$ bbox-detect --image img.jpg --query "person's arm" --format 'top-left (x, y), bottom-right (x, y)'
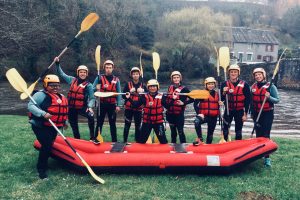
top-left (193, 100), bottom-right (200, 114)
top-left (56, 63), bottom-right (74, 84)
top-left (28, 92), bottom-right (47, 117)
top-left (86, 83), bottom-right (95, 108)
top-left (181, 87), bottom-right (194, 105)
top-left (162, 94), bottom-right (174, 109)
top-left (122, 84), bottom-right (129, 100)
top-left (268, 84), bottom-right (280, 104)
top-left (220, 81), bottom-right (226, 102)
top-left (127, 94), bottom-right (144, 108)
top-left (92, 76), bottom-right (100, 92)
top-left (116, 80), bottom-right (121, 107)
top-left (243, 82), bottom-right (251, 114)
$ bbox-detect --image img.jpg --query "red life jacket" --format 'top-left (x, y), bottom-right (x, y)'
top-left (44, 92), bottom-right (68, 127)
top-left (198, 91), bottom-right (220, 117)
top-left (99, 75), bottom-right (119, 104)
top-left (124, 81), bottom-right (143, 111)
top-left (251, 82), bottom-right (273, 112)
top-left (143, 93), bottom-right (164, 124)
top-left (226, 80), bottom-right (245, 111)
top-left (67, 79), bottom-right (89, 109)
top-left (166, 85), bottom-right (186, 115)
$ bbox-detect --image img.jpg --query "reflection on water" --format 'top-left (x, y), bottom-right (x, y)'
top-left (1, 82), bottom-right (299, 138)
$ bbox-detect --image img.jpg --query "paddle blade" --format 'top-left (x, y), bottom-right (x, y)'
top-left (96, 131), bottom-right (104, 143)
top-left (95, 45), bottom-right (101, 71)
top-left (154, 134), bottom-right (160, 144)
top-left (94, 92), bottom-right (118, 98)
top-left (140, 52), bottom-right (143, 78)
top-left (219, 47), bottom-right (230, 70)
top-left (146, 136), bottom-right (152, 144)
top-left (273, 48), bottom-right (287, 79)
top-left (80, 159), bottom-right (105, 184)
top-left (6, 68), bottom-right (27, 92)
top-left (185, 90), bottom-right (210, 99)
top-left (152, 52), bottom-right (160, 79)
top-left (20, 81), bottom-right (38, 99)
top-left (80, 13), bottom-right (99, 32)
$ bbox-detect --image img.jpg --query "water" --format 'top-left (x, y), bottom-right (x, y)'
top-left (1, 82), bottom-right (299, 138)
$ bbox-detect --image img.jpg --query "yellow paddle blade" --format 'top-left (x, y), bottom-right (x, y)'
top-left (219, 46), bottom-right (230, 70)
top-left (80, 13), bottom-right (99, 32)
top-left (228, 134), bottom-right (232, 142)
top-left (20, 80), bottom-right (38, 99)
top-left (154, 134), bottom-right (160, 144)
top-left (152, 52), bottom-right (160, 79)
top-left (218, 135), bottom-right (226, 144)
top-left (94, 91), bottom-right (121, 98)
top-left (182, 90), bottom-right (210, 99)
top-left (140, 52), bottom-right (144, 78)
top-left (96, 131), bottom-right (104, 143)
top-left (146, 136), bottom-right (152, 144)
top-left (6, 68), bottom-right (27, 92)
top-left (80, 159), bottom-right (105, 184)
top-left (95, 45), bottom-right (101, 71)
top-left (273, 48), bottom-right (287, 79)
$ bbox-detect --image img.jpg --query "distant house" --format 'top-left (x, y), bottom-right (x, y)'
top-left (218, 27), bottom-right (279, 64)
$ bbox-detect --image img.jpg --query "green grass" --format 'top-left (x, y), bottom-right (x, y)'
top-left (0, 115), bottom-right (299, 200)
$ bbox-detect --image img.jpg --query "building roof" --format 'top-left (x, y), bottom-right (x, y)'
top-left (220, 27), bottom-right (279, 44)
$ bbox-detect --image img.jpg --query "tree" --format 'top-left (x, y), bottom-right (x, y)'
top-left (280, 6), bottom-right (300, 42)
top-left (156, 7), bottom-right (232, 78)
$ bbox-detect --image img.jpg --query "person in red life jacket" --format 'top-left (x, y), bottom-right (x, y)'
top-left (166, 71), bottom-right (193, 143)
top-left (220, 64), bottom-right (251, 141)
top-left (28, 75), bottom-right (68, 179)
top-left (193, 77), bottom-right (220, 145)
top-left (125, 79), bottom-right (172, 144)
top-left (251, 67), bottom-right (280, 167)
top-left (93, 60), bottom-right (121, 142)
top-left (54, 57), bottom-right (97, 144)
top-left (122, 67), bottom-right (147, 143)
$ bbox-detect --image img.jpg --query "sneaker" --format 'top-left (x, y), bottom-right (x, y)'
top-left (193, 138), bottom-right (204, 146)
top-left (38, 171), bottom-right (48, 179)
top-left (93, 138), bottom-right (100, 145)
top-left (264, 158), bottom-right (271, 167)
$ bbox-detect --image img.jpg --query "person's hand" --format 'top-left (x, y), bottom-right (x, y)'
top-left (223, 87), bottom-right (229, 93)
top-left (137, 88), bottom-right (144, 93)
top-left (176, 100), bottom-right (184, 106)
top-left (130, 88), bottom-right (136, 93)
top-left (219, 101), bottom-right (224, 106)
top-left (63, 123), bottom-right (68, 130)
top-left (43, 113), bottom-right (52, 120)
top-left (265, 92), bottom-right (270, 98)
top-left (242, 112), bottom-right (247, 122)
top-left (125, 92), bottom-right (131, 99)
top-left (96, 84), bottom-right (101, 90)
top-left (172, 92), bottom-right (178, 100)
top-left (86, 108), bottom-right (94, 116)
top-left (54, 57), bottom-right (59, 64)
top-left (115, 106), bottom-right (120, 112)
top-left (197, 114), bottom-right (204, 119)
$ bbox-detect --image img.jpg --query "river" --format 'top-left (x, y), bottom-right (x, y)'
top-left (1, 82), bottom-right (299, 138)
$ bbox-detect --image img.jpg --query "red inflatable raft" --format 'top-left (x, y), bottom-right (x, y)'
top-left (34, 136), bottom-right (277, 173)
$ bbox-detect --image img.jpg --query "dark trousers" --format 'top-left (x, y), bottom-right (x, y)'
top-left (32, 125), bottom-right (57, 172)
top-left (139, 123), bottom-right (168, 144)
top-left (253, 110), bottom-right (274, 139)
top-left (123, 109), bottom-right (142, 142)
top-left (223, 109), bottom-right (244, 141)
top-left (68, 107), bottom-right (94, 139)
top-left (166, 113), bottom-right (186, 143)
top-left (95, 103), bottom-right (117, 142)
top-left (194, 115), bottom-right (218, 144)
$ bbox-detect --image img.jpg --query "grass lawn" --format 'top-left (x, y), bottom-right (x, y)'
top-left (0, 115), bottom-right (299, 200)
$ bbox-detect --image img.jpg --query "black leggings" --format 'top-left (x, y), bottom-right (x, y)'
top-left (166, 113), bottom-right (186, 143)
top-left (95, 103), bottom-right (117, 142)
top-left (223, 109), bottom-right (244, 141)
top-left (139, 123), bottom-right (168, 144)
top-left (68, 107), bottom-right (94, 139)
top-left (253, 110), bottom-right (274, 139)
top-left (194, 115), bottom-right (218, 144)
top-left (123, 109), bottom-right (142, 142)
top-left (32, 125), bottom-right (57, 172)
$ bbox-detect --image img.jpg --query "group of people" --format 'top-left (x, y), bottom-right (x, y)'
top-left (27, 57), bottom-right (280, 179)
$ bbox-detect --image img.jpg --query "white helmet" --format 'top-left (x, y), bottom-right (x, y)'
top-left (103, 60), bottom-right (114, 69)
top-left (204, 77), bottom-right (217, 85)
top-left (130, 67), bottom-right (141, 75)
top-left (228, 64), bottom-right (240, 75)
top-left (170, 71), bottom-right (182, 81)
top-left (77, 65), bottom-right (88, 76)
top-left (253, 68), bottom-right (266, 79)
top-left (147, 79), bottom-right (159, 89)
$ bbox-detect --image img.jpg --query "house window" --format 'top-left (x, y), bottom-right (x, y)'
top-left (238, 52), bottom-right (243, 62)
top-left (248, 43), bottom-right (253, 50)
top-left (246, 53), bottom-right (253, 61)
top-left (263, 55), bottom-right (273, 62)
top-left (266, 45), bottom-right (274, 52)
top-left (230, 52), bottom-right (234, 59)
top-left (257, 55), bottom-right (262, 60)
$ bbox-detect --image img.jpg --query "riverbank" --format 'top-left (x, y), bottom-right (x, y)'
top-left (0, 115), bottom-right (299, 199)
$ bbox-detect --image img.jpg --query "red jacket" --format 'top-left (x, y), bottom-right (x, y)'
top-left (67, 79), bottom-right (88, 109)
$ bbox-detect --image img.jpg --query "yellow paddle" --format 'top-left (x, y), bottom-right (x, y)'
top-left (152, 52), bottom-right (160, 80)
top-left (219, 46), bottom-right (231, 142)
top-left (95, 45), bottom-right (104, 143)
top-left (6, 68), bottom-right (105, 184)
top-left (21, 13), bottom-right (100, 100)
